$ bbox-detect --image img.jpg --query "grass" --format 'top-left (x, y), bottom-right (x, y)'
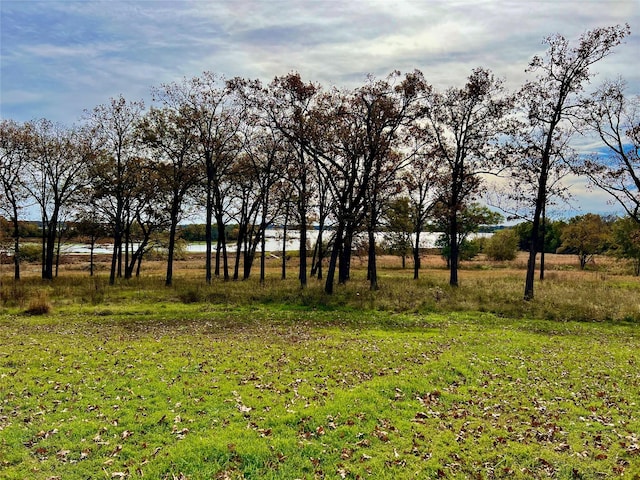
top-left (1, 253), bottom-right (639, 479)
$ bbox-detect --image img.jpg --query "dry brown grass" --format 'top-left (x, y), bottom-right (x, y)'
top-left (3, 250), bottom-right (639, 323)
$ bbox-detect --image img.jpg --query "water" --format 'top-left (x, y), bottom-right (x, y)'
top-left (54, 230), bottom-right (489, 255)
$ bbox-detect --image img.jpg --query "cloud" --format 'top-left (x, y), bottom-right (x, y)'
top-left (1, 0), bottom-right (637, 219)
top-left (2, 1), bottom-right (638, 122)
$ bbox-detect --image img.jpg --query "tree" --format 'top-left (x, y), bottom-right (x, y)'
top-left (138, 106), bottom-right (200, 286)
top-left (611, 215), bottom-right (640, 275)
top-left (582, 79), bottom-right (640, 222)
top-left (237, 127), bottom-right (287, 282)
top-left (311, 88), bottom-right (368, 294)
top-left (23, 120), bottom-right (93, 280)
top-left (484, 228), bottom-right (519, 261)
top-left (84, 96), bottom-right (145, 285)
top-left (360, 71), bottom-right (426, 290)
top-left (0, 119), bottom-right (31, 280)
top-left (383, 196), bottom-right (414, 268)
top-left (520, 24), bottom-right (630, 299)
top-left (262, 73), bottom-right (321, 288)
top-left (422, 68), bottom-right (513, 286)
top-left (432, 202), bottom-right (503, 266)
top-left (73, 215), bottom-right (107, 276)
top-left (159, 72), bottom-right (245, 283)
top-left (513, 219), bottom-right (565, 253)
top-left (489, 127), bottom-right (574, 281)
top-left (402, 136), bottom-right (441, 279)
top-left (559, 213), bottom-right (610, 269)
top-left (120, 160), bottom-right (170, 279)
top-left (311, 71), bottom-right (428, 293)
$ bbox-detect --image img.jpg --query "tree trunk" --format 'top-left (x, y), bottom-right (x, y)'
top-left (123, 225), bottom-right (132, 280)
top-left (165, 199), bottom-right (180, 287)
top-left (413, 228), bottom-right (421, 280)
top-left (339, 228), bottom-right (353, 284)
top-left (299, 212), bottom-right (307, 288)
top-left (325, 223), bottom-right (344, 294)
top-left (540, 205), bottom-right (546, 281)
top-left (524, 168), bottom-right (549, 300)
top-left (109, 215), bottom-right (121, 285)
top-left (281, 203), bottom-right (289, 280)
top-left (215, 210), bottom-right (229, 281)
top-left (11, 210), bottom-right (20, 280)
top-left (233, 226), bottom-right (244, 281)
top-left (205, 162), bottom-right (214, 284)
top-left (54, 224), bottom-right (63, 278)
top-left (367, 228), bottom-right (378, 291)
top-left (89, 237), bottom-right (95, 276)
top-left (314, 227), bottom-right (324, 280)
top-left (43, 210), bottom-right (58, 281)
top-left (449, 212), bottom-right (459, 287)
top-left (260, 221), bottom-right (266, 285)
top-left (136, 251), bottom-right (143, 277)
top-left (41, 214), bottom-right (46, 279)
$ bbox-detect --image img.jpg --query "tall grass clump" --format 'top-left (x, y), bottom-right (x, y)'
top-left (24, 291), bottom-right (52, 315)
top-left (0, 282), bottom-right (27, 307)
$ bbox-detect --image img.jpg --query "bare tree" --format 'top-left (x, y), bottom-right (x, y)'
top-left (122, 159), bottom-right (170, 279)
top-left (360, 71), bottom-right (427, 291)
top-left (84, 96), bottom-right (145, 285)
top-left (0, 120), bottom-right (31, 280)
top-left (401, 147), bottom-right (439, 280)
top-left (520, 24), bottom-right (630, 300)
top-left (488, 127), bottom-right (574, 281)
top-left (23, 120), bottom-right (93, 280)
top-left (312, 71), bottom-right (428, 293)
top-left (312, 88), bottom-right (370, 294)
top-left (238, 127), bottom-right (287, 282)
top-left (582, 79), bottom-right (639, 222)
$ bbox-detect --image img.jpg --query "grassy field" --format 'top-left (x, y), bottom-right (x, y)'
top-left (1, 253), bottom-right (639, 479)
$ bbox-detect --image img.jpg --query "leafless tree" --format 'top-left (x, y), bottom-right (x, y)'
top-left (581, 79), bottom-right (639, 222)
top-left (23, 119), bottom-right (94, 280)
top-left (520, 24), bottom-right (630, 300)
top-left (0, 119), bottom-right (31, 280)
top-left (262, 73), bottom-right (320, 288)
top-left (84, 96), bottom-right (145, 284)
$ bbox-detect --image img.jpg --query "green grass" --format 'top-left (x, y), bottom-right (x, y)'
top-left (1, 260), bottom-right (640, 479)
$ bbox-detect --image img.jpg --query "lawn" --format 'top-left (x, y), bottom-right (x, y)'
top-left (1, 254), bottom-right (639, 479)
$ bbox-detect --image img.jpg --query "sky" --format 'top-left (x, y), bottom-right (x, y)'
top-left (1, 0), bottom-right (639, 218)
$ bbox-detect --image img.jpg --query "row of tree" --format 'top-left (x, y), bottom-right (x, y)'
top-left (1, 24), bottom-right (638, 300)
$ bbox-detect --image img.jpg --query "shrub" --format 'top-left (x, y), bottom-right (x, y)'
top-left (436, 236), bottom-right (483, 262)
top-left (18, 243), bottom-right (42, 263)
top-left (484, 229), bottom-right (519, 261)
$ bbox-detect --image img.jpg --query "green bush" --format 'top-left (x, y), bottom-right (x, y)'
top-left (484, 229), bottom-right (519, 261)
top-left (17, 243), bottom-right (41, 263)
